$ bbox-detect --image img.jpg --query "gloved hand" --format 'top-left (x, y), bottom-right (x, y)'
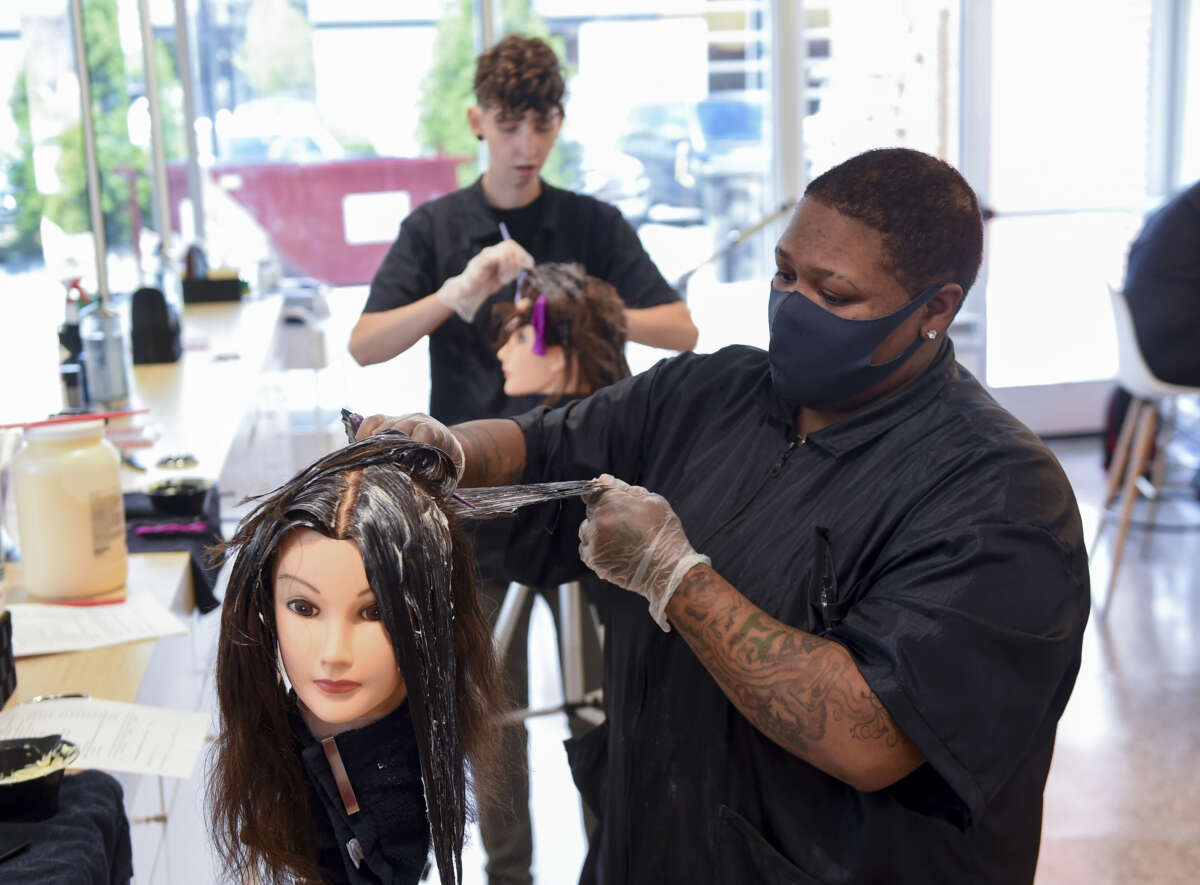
top-left (578, 475), bottom-right (711, 632)
top-left (437, 240), bottom-right (534, 322)
top-left (356, 412), bottom-right (465, 480)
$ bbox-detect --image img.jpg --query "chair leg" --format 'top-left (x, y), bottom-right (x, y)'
top-left (1104, 397), bottom-right (1144, 507)
top-left (1093, 397), bottom-right (1146, 554)
top-left (1141, 398), bottom-right (1173, 553)
top-left (1102, 403), bottom-right (1158, 615)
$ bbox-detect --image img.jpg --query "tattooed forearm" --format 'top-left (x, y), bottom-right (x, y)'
top-left (454, 419), bottom-right (526, 487)
top-left (669, 565), bottom-right (923, 790)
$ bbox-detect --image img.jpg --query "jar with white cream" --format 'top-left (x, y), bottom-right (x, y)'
top-left (12, 419), bottom-right (127, 599)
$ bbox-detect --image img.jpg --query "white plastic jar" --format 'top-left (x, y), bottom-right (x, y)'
top-left (13, 419), bottom-right (127, 599)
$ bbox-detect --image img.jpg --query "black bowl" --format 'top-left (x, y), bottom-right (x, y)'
top-left (146, 477), bottom-right (212, 517)
top-left (0, 735), bottom-right (80, 822)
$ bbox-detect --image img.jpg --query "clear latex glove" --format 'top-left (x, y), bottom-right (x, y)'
top-left (578, 475), bottom-right (711, 632)
top-left (355, 412), bottom-right (465, 480)
top-left (436, 239), bottom-right (534, 322)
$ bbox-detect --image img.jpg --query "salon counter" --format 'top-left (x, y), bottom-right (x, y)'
top-left (3, 294), bottom-right (288, 883)
top-left (2, 551), bottom-right (193, 709)
top-left (4, 295), bottom-right (284, 710)
top-left (121, 295), bottom-right (283, 492)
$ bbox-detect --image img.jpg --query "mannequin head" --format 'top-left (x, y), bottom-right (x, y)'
top-left (494, 262), bottom-right (630, 403)
top-left (209, 435), bottom-right (505, 885)
top-left (273, 529), bottom-right (408, 735)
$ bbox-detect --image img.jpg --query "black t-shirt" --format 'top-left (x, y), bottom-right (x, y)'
top-left (1123, 180), bottom-right (1200, 384)
top-left (506, 342), bottom-right (1090, 885)
top-left (363, 177), bottom-right (680, 425)
top-left (492, 191), bottom-right (545, 249)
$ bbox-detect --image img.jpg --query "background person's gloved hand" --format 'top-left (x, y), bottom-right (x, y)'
top-left (579, 475), bottom-right (711, 632)
top-left (436, 239), bottom-right (534, 322)
top-left (356, 412), bottom-right (465, 480)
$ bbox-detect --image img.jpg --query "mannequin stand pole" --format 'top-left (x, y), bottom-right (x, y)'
top-left (492, 582), bottom-right (605, 726)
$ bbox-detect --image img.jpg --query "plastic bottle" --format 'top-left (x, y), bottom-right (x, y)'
top-left (80, 302), bottom-right (130, 408)
top-left (12, 420), bottom-right (128, 599)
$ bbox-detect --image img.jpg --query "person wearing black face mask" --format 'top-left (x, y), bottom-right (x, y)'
top-left (358, 148), bottom-right (1090, 885)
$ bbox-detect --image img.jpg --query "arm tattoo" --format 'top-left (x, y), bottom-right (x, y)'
top-left (673, 567), bottom-right (906, 766)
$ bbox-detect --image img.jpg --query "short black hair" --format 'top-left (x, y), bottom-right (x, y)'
top-left (805, 148), bottom-right (984, 295)
top-left (474, 34), bottom-right (565, 118)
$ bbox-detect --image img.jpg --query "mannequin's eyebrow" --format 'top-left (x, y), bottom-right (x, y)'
top-left (276, 574), bottom-right (373, 598)
top-left (277, 574), bottom-right (322, 595)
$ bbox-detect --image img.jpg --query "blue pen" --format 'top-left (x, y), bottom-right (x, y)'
top-left (498, 222), bottom-right (526, 302)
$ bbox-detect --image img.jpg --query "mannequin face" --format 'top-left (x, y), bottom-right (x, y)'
top-left (497, 323), bottom-right (568, 396)
top-left (273, 528), bottom-right (407, 732)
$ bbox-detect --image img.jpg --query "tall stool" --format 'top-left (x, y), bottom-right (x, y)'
top-left (1092, 286), bottom-right (1200, 613)
top-left (492, 582), bottom-right (605, 726)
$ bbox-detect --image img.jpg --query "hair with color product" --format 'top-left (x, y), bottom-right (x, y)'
top-left (207, 434), bottom-right (506, 885)
top-left (804, 147), bottom-right (984, 296)
top-left (494, 262), bottom-right (630, 404)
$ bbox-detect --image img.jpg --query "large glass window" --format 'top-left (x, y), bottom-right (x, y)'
top-left (524, 1), bottom-right (774, 366)
top-left (803, 0), bottom-right (960, 177)
top-left (1179, 0), bottom-right (1200, 184)
top-left (981, 0), bottom-right (1152, 394)
top-left (181, 0), bottom-right (460, 289)
top-left (1, 0), bottom-right (182, 423)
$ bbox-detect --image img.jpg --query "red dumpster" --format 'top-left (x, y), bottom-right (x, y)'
top-left (167, 155), bottom-right (464, 286)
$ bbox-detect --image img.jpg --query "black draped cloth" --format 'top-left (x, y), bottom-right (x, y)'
top-left (291, 699), bottom-right (430, 885)
top-left (0, 770), bottom-right (132, 884)
top-left (504, 342), bottom-right (1090, 885)
top-left (123, 482), bottom-right (222, 614)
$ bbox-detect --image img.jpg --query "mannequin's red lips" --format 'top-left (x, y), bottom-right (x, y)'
top-left (314, 679), bottom-right (360, 694)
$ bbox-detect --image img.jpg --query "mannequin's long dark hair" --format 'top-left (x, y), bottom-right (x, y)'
top-left (208, 434), bottom-right (506, 885)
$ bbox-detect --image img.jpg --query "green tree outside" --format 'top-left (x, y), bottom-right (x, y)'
top-left (417, 0), bottom-right (581, 189)
top-left (4, 75), bottom-right (44, 257)
top-left (4, 0), bottom-right (182, 259)
top-left (237, 0), bottom-right (316, 99)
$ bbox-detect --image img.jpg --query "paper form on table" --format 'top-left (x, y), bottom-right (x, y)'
top-left (0, 697), bottom-right (210, 778)
top-left (8, 592), bottom-right (187, 657)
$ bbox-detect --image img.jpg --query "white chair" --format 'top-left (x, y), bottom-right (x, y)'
top-left (1093, 285), bottom-right (1200, 612)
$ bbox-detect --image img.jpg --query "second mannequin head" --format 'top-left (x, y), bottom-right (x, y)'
top-left (494, 262), bottom-right (629, 403)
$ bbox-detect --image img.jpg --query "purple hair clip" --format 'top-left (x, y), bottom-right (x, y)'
top-left (530, 293), bottom-right (549, 356)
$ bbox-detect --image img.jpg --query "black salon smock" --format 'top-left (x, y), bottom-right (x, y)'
top-left (363, 177), bottom-right (679, 426)
top-left (292, 701), bottom-right (429, 884)
top-left (506, 342), bottom-right (1090, 885)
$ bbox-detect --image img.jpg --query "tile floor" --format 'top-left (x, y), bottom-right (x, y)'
top-left (150, 375), bottom-right (1200, 883)
top-left (1036, 437), bottom-right (1200, 885)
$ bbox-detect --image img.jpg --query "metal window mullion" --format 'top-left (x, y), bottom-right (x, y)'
top-left (138, 0), bottom-right (172, 261)
top-left (67, 0), bottom-right (110, 304)
top-left (174, 0), bottom-right (206, 243)
top-left (770, 0), bottom-right (805, 209)
top-left (957, 0), bottom-right (992, 386)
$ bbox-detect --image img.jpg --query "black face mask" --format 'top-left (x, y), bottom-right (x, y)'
top-left (767, 282), bottom-right (944, 408)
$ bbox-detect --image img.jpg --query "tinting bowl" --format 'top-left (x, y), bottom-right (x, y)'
top-left (0, 734), bottom-right (80, 822)
top-left (146, 477), bottom-right (211, 517)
